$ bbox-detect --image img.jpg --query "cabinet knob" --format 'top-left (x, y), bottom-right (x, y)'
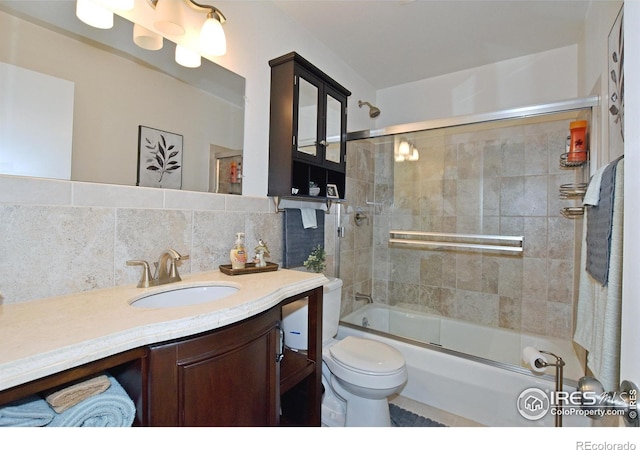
top-left (317, 140), bottom-right (328, 147)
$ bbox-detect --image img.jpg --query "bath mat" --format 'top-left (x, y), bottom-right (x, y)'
top-left (389, 404), bottom-right (446, 427)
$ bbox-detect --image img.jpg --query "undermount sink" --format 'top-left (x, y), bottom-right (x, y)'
top-left (130, 285), bottom-right (239, 308)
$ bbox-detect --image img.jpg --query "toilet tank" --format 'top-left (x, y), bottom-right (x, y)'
top-left (282, 277), bottom-right (343, 351)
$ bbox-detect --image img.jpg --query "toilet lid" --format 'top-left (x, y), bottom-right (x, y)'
top-left (329, 336), bottom-right (405, 374)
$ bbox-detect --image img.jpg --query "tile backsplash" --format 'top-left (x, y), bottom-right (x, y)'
top-left (0, 175), bottom-right (285, 304)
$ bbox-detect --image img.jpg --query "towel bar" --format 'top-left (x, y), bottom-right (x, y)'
top-left (272, 196), bottom-right (333, 214)
top-left (389, 230), bottom-right (524, 253)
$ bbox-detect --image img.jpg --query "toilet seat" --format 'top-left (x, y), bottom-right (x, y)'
top-left (323, 336), bottom-right (408, 391)
top-left (329, 336), bottom-right (405, 375)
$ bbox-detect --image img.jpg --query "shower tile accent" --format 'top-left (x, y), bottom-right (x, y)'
top-left (353, 115), bottom-right (584, 339)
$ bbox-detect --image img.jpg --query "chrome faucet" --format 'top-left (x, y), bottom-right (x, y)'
top-left (127, 248), bottom-right (189, 288)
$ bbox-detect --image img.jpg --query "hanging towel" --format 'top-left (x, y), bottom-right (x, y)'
top-left (583, 164), bottom-right (609, 206)
top-left (300, 208), bottom-right (318, 229)
top-left (283, 208), bottom-right (325, 268)
top-left (43, 373), bottom-right (111, 413)
top-left (574, 158), bottom-right (623, 392)
top-left (0, 395), bottom-right (55, 427)
top-left (585, 158), bottom-right (619, 285)
top-left (47, 374), bottom-right (135, 427)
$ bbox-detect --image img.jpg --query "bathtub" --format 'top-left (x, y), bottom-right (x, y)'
top-left (339, 304), bottom-right (590, 427)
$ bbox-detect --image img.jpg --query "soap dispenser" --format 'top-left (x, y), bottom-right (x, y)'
top-left (230, 232), bottom-right (247, 269)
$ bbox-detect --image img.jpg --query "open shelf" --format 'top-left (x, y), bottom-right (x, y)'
top-left (280, 349), bottom-right (316, 394)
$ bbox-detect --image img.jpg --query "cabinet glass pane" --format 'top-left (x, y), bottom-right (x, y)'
top-left (297, 77), bottom-right (318, 157)
top-left (325, 94), bottom-right (342, 164)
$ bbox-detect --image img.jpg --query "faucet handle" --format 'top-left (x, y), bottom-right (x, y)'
top-left (126, 260), bottom-right (153, 288)
top-left (169, 254), bottom-right (189, 280)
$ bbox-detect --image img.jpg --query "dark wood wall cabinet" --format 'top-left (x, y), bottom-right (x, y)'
top-left (268, 52), bottom-right (351, 201)
top-left (0, 287), bottom-right (323, 427)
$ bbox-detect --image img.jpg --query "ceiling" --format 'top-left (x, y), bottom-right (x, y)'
top-left (271, 0), bottom-right (591, 90)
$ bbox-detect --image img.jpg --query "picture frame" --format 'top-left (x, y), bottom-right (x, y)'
top-left (326, 183), bottom-right (339, 198)
top-left (137, 126), bottom-right (183, 189)
top-left (607, 6), bottom-right (624, 156)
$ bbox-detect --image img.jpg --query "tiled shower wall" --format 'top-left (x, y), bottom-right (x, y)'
top-left (352, 116), bottom-right (584, 339)
top-left (337, 140), bottom-right (376, 316)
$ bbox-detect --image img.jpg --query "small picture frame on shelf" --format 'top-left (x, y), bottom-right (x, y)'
top-left (326, 184), bottom-right (339, 198)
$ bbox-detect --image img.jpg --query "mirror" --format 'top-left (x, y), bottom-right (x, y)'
top-left (0, 1), bottom-right (245, 193)
top-left (325, 94), bottom-right (341, 164)
top-left (296, 76), bottom-right (318, 157)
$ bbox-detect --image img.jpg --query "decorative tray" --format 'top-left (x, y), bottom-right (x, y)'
top-left (219, 262), bottom-right (279, 275)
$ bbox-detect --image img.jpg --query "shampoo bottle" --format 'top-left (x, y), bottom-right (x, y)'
top-left (230, 232), bottom-right (247, 269)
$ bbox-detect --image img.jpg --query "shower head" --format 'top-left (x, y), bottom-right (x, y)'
top-left (358, 100), bottom-right (381, 118)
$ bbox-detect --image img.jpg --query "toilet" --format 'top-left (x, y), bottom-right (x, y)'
top-left (282, 278), bottom-right (407, 426)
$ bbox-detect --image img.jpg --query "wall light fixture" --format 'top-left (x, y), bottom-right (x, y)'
top-left (395, 139), bottom-right (419, 162)
top-left (76, 0), bottom-right (227, 69)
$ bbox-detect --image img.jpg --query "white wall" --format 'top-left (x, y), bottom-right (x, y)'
top-left (621, 1), bottom-right (640, 392)
top-left (374, 45), bottom-right (578, 129)
top-left (580, 0), bottom-right (625, 168)
top-left (578, 0), bottom-right (640, 393)
top-left (205, 1), bottom-right (377, 196)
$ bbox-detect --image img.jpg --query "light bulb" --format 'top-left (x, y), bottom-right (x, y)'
top-left (154, 0), bottom-right (185, 36)
top-left (200, 15), bottom-right (226, 56)
top-left (398, 140), bottom-right (411, 156)
top-left (175, 44), bottom-right (201, 68)
top-left (76, 0), bottom-right (114, 29)
top-left (133, 23), bottom-right (163, 51)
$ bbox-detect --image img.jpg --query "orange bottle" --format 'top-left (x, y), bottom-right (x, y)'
top-left (230, 161), bottom-right (237, 183)
top-left (567, 121), bottom-right (587, 162)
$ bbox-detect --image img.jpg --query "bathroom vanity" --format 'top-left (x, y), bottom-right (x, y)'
top-left (0, 269), bottom-right (325, 426)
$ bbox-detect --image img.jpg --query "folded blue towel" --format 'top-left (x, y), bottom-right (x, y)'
top-left (0, 395), bottom-right (55, 427)
top-left (47, 375), bottom-right (135, 427)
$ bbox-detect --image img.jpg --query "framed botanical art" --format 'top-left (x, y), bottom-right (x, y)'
top-left (137, 126), bottom-right (183, 189)
top-left (608, 6), bottom-right (624, 157)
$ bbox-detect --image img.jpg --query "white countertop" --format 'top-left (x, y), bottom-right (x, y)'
top-left (0, 268), bottom-right (327, 391)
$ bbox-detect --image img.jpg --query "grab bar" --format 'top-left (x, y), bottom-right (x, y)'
top-left (389, 230), bottom-right (524, 253)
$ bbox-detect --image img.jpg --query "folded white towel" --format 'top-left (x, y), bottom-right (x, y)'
top-left (583, 164), bottom-right (609, 206)
top-left (300, 208), bottom-right (317, 229)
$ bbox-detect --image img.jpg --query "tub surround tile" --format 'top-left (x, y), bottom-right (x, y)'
top-left (547, 259), bottom-right (574, 304)
top-left (498, 296), bottom-right (522, 330)
top-left (368, 117), bottom-right (579, 339)
top-left (521, 300), bottom-right (548, 334)
top-left (547, 301), bottom-right (572, 339)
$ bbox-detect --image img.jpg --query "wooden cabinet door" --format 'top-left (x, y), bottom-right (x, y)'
top-left (146, 307), bottom-right (281, 426)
